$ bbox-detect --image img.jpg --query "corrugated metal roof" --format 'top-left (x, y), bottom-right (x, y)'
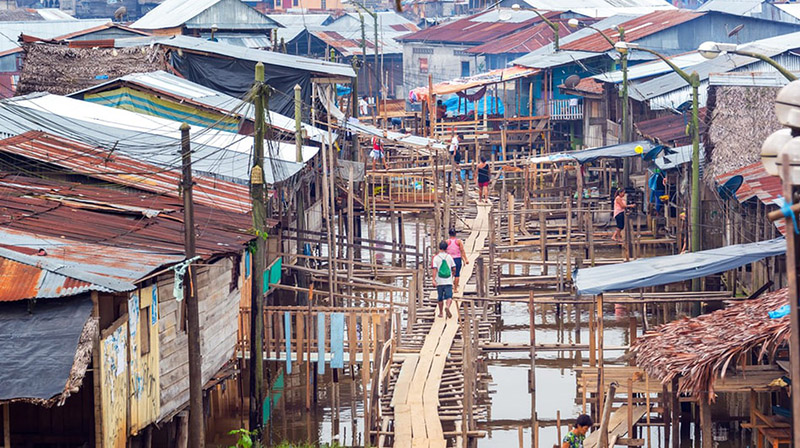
top-left (709, 71), bottom-right (796, 87)
top-left (0, 174), bottom-right (257, 262)
top-left (511, 14), bottom-right (637, 67)
top-left (268, 13), bottom-right (334, 42)
top-left (0, 18), bottom-right (110, 53)
top-left (397, 9), bottom-right (561, 45)
top-left (466, 19), bottom-right (587, 55)
top-left (0, 93), bottom-right (312, 185)
top-left (0, 131), bottom-right (251, 214)
top-left (561, 10), bottom-right (704, 52)
top-left (52, 23), bottom-right (151, 41)
top-left (697, 0), bottom-right (763, 15)
top-left (132, 0), bottom-right (279, 30)
top-left (627, 35), bottom-right (800, 108)
top-left (635, 108), bottom-right (707, 146)
top-left (114, 35), bottom-right (355, 78)
top-left (594, 52), bottom-right (708, 83)
top-left (33, 8), bottom-right (76, 21)
top-left (70, 70), bottom-right (330, 144)
top-left (654, 142), bottom-right (705, 170)
top-left (715, 162), bottom-right (784, 234)
top-left (776, 3), bottom-right (800, 20)
top-left (514, 50), bottom-right (607, 69)
top-left (523, 0), bottom-right (675, 10)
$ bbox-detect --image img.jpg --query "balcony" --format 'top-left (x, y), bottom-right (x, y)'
top-left (549, 99), bottom-right (583, 121)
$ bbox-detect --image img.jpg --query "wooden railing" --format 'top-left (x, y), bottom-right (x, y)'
top-left (549, 99), bottom-right (583, 121)
top-left (366, 172), bottom-right (440, 206)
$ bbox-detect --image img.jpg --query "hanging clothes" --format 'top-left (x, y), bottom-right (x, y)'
top-left (317, 313), bottom-right (326, 375)
top-left (331, 313), bottom-right (345, 369)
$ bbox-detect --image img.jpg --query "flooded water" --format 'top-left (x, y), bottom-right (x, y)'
top-left (209, 214), bottom-right (753, 448)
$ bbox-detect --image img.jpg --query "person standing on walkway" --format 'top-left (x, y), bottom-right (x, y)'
top-left (431, 240), bottom-right (456, 319)
top-left (476, 156), bottom-right (490, 201)
top-left (561, 414), bottom-right (592, 448)
top-left (611, 188), bottom-right (634, 242)
top-left (446, 228), bottom-right (468, 293)
top-left (370, 135), bottom-right (388, 170)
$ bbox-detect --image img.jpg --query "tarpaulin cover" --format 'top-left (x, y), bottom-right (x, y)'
top-left (0, 295), bottom-right (93, 400)
top-left (170, 51), bottom-right (311, 117)
top-left (574, 238), bottom-right (786, 295)
top-left (444, 94), bottom-right (504, 116)
top-left (530, 140), bottom-right (657, 164)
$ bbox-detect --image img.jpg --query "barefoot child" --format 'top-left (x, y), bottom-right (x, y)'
top-left (446, 228), bottom-right (468, 293)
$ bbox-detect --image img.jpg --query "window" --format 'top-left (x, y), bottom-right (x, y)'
top-left (461, 61), bottom-right (470, 77)
top-left (293, 0), bottom-right (298, 5)
top-left (321, 0), bottom-right (326, 8)
top-left (419, 58), bottom-right (428, 74)
top-left (140, 306), bottom-right (151, 355)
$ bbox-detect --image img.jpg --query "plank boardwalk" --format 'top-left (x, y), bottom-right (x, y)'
top-left (392, 202), bottom-right (491, 448)
top-left (583, 405), bottom-right (647, 448)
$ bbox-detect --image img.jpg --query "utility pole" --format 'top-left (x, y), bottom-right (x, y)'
top-left (249, 62), bottom-right (268, 435)
top-left (295, 84), bottom-right (303, 163)
top-left (689, 75), bottom-right (701, 295)
top-left (181, 123), bottom-right (205, 448)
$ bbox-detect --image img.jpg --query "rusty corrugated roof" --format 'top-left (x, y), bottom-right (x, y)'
top-left (635, 109), bottom-right (707, 147)
top-left (560, 10), bottom-right (705, 52)
top-left (397, 9), bottom-right (562, 45)
top-left (0, 174), bottom-right (257, 259)
top-left (715, 162), bottom-right (784, 234)
top-left (0, 131), bottom-right (251, 214)
top-left (466, 19), bottom-right (592, 55)
top-left (313, 30), bottom-right (375, 57)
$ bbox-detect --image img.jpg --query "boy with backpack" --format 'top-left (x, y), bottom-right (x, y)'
top-left (431, 240), bottom-right (456, 319)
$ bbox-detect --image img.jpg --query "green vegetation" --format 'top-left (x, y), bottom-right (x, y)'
top-left (228, 430), bottom-right (348, 448)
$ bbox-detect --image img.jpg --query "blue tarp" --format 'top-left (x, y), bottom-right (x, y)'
top-left (443, 95), bottom-right (504, 116)
top-left (574, 238), bottom-right (786, 295)
top-left (530, 140), bottom-right (657, 164)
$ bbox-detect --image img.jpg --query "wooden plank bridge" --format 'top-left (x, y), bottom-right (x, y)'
top-left (389, 201), bottom-right (491, 448)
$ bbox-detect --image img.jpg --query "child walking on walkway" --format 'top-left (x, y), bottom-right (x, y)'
top-left (431, 241), bottom-right (456, 319)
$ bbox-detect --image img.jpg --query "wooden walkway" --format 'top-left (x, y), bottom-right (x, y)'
top-left (583, 405), bottom-right (647, 448)
top-left (392, 202), bottom-right (491, 448)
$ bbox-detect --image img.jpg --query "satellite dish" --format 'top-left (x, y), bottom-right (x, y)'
top-left (114, 6), bottom-right (127, 21)
top-left (564, 74), bottom-right (581, 89)
top-left (718, 175), bottom-right (744, 200)
top-left (727, 23), bottom-right (745, 38)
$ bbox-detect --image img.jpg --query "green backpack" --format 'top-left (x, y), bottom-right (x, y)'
top-left (437, 255), bottom-right (451, 278)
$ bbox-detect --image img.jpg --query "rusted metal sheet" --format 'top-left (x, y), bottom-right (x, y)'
top-left (466, 19), bottom-right (589, 55)
top-left (715, 162), bottom-right (784, 234)
top-left (560, 10), bottom-right (704, 52)
top-left (398, 9), bottom-right (561, 45)
top-left (635, 108), bottom-right (707, 147)
top-left (0, 131), bottom-right (251, 214)
top-left (0, 257), bottom-right (42, 302)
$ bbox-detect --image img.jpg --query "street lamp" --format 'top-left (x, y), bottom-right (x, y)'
top-left (345, 0), bottom-right (380, 116)
top-left (513, 4), bottom-right (560, 51)
top-left (761, 80), bottom-right (800, 448)
top-left (615, 41), bottom-right (703, 259)
top-left (568, 19), bottom-right (631, 185)
top-left (698, 41), bottom-right (798, 82)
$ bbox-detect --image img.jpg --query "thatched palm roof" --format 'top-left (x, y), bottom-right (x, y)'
top-left (16, 43), bottom-right (166, 97)
top-left (705, 85), bottom-right (782, 184)
top-left (632, 289), bottom-right (790, 399)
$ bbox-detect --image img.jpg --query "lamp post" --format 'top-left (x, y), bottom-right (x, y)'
top-left (761, 80), bottom-right (800, 448)
top-left (698, 41), bottom-right (797, 81)
top-left (615, 42), bottom-right (702, 260)
top-left (568, 19), bottom-right (630, 184)
top-left (347, 0), bottom-right (380, 119)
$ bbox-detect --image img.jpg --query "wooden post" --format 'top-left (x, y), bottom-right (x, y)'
top-left (2, 403), bottom-right (9, 448)
top-left (699, 394), bottom-right (712, 448)
top-left (587, 212), bottom-right (595, 266)
top-left (627, 378), bottom-right (634, 440)
top-left (539, 210), bottom-right (547, 265)
top-left (509, 194), bottom-right (516, 245)
top-left (566, 196), bottom-right (573, 282)
top-left (663, 383), bottom-right (671, 447)
top-left (646, 373), bottom-right (652, 448)
top-left (671, 377), bottom-right (680, 448)
top-left (598, 382), bottom-right (618, 448)
top-left (596, 294), bottom-right (605, 416)
top-left (529, 291), bottom-right (537, 448)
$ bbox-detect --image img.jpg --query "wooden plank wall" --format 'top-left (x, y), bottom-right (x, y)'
top-left (99, 316), bottom-right (128, 448)
top-left (128, 285), bottom-right (160, 434)
top-left (157, 256), bottom-right (241, 421)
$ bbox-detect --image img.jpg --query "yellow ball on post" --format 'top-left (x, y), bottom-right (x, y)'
top-left (634, 145), bottom-right (644, 154)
